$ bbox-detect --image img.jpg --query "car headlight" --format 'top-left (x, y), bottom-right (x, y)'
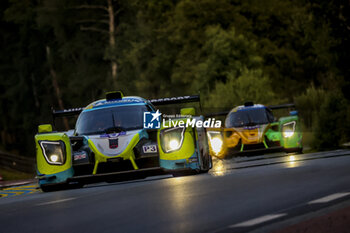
top-left (160, 127), bottom-right (185, 153)
top-left (207, 131), bottom-right (223, 155)
top-left (282, 121), bottom-right (296, 138)
top-left (39, 141), bottom-right (66, 165)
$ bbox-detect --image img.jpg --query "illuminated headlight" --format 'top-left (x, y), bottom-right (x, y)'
top-left (49, 154), bottom-right (59, 162)
top-left (282, 121), bottom-right (296, 138)
top-left (160, 127), bottom-right (185, 153)
top-left (207, 132), bottom-right (223, 155)
top-left (39, 141), bottom-right (66, 165)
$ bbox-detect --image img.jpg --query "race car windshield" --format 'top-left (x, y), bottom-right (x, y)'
top-left (225, 108), bottom-right (274, 128)
top-left (75, 105), bottom-right (151, 135)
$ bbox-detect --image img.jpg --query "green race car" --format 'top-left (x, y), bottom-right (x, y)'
top-left (207, 102), bottom-right (303, 158)
top-left (35, 91), bottom-right (212, 191)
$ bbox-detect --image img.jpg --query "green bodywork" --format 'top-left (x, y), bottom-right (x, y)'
top-left (265, 115), bottom-right (302, 150)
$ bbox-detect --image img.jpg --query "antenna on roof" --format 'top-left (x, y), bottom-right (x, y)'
top-left (244, 101), bottom-right (254, 107)
top-left (106, 91), bottom-right (124, 101)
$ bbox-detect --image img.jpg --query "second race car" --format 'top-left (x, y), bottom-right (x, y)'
top-left (207, 102), bottom-right (303, 158)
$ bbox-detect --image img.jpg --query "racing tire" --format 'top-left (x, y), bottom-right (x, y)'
top-left (105, 175), bottom-right (147, 183)
top-left (171, 170), bottom-right (198, 177)
top-left (68, 182), bottom-right (84, 189)
top-left (40, 182), bottom-right (68, 192)
top-left (285, 147), bottom-right (303, 154)
top-left (199, 155), bottom-right (212, 174)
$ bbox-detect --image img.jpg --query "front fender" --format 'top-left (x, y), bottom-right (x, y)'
top-left (35, 132), bottom-right (74, 184)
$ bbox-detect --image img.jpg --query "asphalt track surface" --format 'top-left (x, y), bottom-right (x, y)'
top-left (0, 150), bottom-right (350, 233)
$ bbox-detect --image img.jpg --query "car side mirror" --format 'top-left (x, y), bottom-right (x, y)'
top-left (180, 107), bottom-right (196, 116)
top-left (38, 124), bottom-right (53, 133)
top-left (290, 110), bottom-right (298, 116)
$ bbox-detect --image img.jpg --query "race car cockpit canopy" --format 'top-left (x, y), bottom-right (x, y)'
top-left (225, 104), bottom-right (275, 128)
top-left (75, 104), bottom-right (152, 136)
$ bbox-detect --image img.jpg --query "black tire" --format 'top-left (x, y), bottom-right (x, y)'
top-left (199, 154), bottom-right (212, 174)
top-left (40, 182), bottom-right (84, 192)
top-left (285, 147), bottom-right (303, 154)
top-left (171, 170), bottom-right (197, 177)
top-left (68, 182), bottom-right (84, 189)
top-left (198, 141), bottom-right (212, 173)
top-left (40, 183), bottom-right (68, 192)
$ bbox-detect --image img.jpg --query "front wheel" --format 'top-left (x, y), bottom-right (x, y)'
top-left (40, 182), bottom-right (84, 192)
top-left (171, 170), bottom-right (198, 177)
top-left (40, 182), bottom-right (68, 192)
top-left (285, 147), bottom-right (303, 154)
top-left (199, 154), bottom-right (212, 174)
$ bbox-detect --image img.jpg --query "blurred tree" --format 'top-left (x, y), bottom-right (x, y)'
top-left (1, 0), bottom-right (49, 153)
top-left (36, 0), bottom-right (112, 104)
top-left (72, 0), bottom-right (119, 87)
top-left (206, 68), bottom-right (279, 109)
top-left (306, 0), bottom-right (350, 99)
top-left (0, 0), bottom-right (349, 154)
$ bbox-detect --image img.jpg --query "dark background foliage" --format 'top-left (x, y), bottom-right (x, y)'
top-left (0, 0), bottom-right (349, 156)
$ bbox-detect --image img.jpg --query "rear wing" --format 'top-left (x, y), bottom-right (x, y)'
top-left (205, 111), bottom-right (229, 118)
top-left (267, 103), bottom-right (295, 110)
top-left (149, 95), bottom-right (200, 106)
top-left (52, 95), bottom-right (201, 119)
top-left (52, 107), bottom-right (84, 119)
top-left (204, 103), bottom-right (296, 118)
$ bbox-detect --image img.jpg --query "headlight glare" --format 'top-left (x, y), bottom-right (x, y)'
top-left (283, 121), bottom-right (296, 138)
top-left (39, 141), bottom-right (66, 165)
top-left (160, 127), bottom-right (185, 153)
top-left (207, 131), bottom-right (223, 155)
top-left (169, 139), bottom-right (180, 151)
top-left (49, 154), bottom-right (59, 162)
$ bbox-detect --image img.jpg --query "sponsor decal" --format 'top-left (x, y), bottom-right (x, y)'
top-left (94, 98), bottom-right (143, 107)
top-left (73, 151), bottom-right (87, 160)
top-left (142, 145), bottom-right (158, 153)
top-left (188, 158), bottom-right (198, 163)
top-left (100, 131), bottom-right (126, 138)
top-left (63, 108), bottom-right (84, 112)
top-left (149, 96), bottom-right (192, 103)
top-left (243, 125), bottom-right (260, 130)
top-left (109, 138), bottom-right (119, 149)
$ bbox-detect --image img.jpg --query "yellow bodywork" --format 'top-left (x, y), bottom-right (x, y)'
top-left (35, 132), bottom-right (72, 175)
top-left (207, 126), bottom-right (269, 158)
top-left (158, 127), bottom-right (196, 161)
top-left (87, 133), bottom-right (140, 174)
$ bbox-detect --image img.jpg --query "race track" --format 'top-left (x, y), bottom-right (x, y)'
top-left (1, 150), bottom-right (350, 233)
